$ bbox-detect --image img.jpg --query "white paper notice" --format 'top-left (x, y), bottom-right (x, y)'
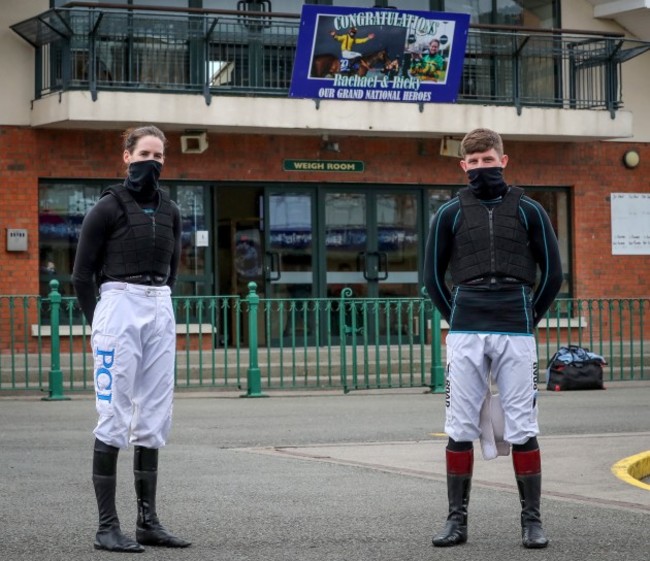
top-left (611, 193), bottom-right (650, 255)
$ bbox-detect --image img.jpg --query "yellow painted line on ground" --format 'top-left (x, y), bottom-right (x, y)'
top-left (611, 450), bottom-right (650, 491)
top-left (429, 432), bottom-right (447, 438)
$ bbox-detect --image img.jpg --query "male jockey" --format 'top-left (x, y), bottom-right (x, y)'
top-left (330, 27), bottom-right (375, 72)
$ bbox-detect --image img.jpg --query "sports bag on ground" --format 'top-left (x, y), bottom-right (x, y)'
top-left (546, 345), bottom-right (606, 391)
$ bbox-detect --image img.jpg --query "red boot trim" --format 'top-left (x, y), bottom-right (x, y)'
top-left (512, 449), bottom-right (541, 476)
top-left (446, 448), bottom-right (474, 476)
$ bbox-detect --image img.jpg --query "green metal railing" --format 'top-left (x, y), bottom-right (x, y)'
top-left (0, 280), bottom-right (648, 397)
top-left (11, 3), bottom-right (649, 113)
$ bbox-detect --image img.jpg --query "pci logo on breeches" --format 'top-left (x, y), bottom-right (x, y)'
top-left (95, 347), bottom-right (115, 403)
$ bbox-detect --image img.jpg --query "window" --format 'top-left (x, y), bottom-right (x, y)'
top-left (38, 181), bottom-right (213, 305)
top-left (39, 182), bottom-right (108, 298)
top-left (427, 188), bottom-right (454, 216)
top-left (453, 1), bottom-right (561, 104)
top-left (526, 187), bottom-right (571, 297)
top-left (53, 0), bottom-right (129, 5)
top-left (172, 184), bottom-right (213, 296)
top-left (442, 0), bottom-right (559, 28)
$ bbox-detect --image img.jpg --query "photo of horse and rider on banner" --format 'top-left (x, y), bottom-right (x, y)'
top-left (290, 6), bottom-right (469, 104)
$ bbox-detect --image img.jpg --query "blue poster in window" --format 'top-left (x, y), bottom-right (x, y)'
top-left (289, 5), bottom-right (470, 104)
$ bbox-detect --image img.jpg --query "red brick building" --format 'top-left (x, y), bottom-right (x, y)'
top-left (2, 129), bottom-right (648, 299)
top-left (2, 1), bottom-right (650, 333)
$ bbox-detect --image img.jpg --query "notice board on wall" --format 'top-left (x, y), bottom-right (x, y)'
top-left (611, 193), bottom-right (650, 255)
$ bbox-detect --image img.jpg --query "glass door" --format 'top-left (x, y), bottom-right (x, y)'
top-left (323, 188), bottom-right (421, 338)
top-left (173, 184), bottom-right (213, 296)
top-left (324, 192), bottom-right (368, 299)
top-left (375, 191), bottom-right (419, 299)
top-left (323, 189), bottom-right (419, 299)
top-left (259, 186), bottom-right (422, 344)
top-left (264, 190), bottom-right (316, 342)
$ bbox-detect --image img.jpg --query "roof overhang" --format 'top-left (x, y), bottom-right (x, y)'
top-left (10, 9), bottom-right (73, 48)
top-left (586, 0), bottom-right (650, 41)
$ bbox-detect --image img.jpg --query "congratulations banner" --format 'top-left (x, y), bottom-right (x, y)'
top-left (289, 5), bottom-right (470, 104)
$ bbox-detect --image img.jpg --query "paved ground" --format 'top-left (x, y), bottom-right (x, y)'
top-left (1, 382), bottom-right (649, 561)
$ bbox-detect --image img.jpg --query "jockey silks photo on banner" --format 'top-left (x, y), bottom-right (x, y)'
top-left (289, 5), bottom-right (470, 104)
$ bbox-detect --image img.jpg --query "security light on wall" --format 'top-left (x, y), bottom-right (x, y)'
top-left (622, 149), bottom-right (640, 169)
top-left (181, 132), bottom-right (208, 154)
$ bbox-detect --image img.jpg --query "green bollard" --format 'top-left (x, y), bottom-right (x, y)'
top-left (339, 287), bottom-right (353, 394)
top-left (421, 286), bottom-right (445, 394)
top-left (241, 282), bottom-right (268, 398)
top-left (42, 279), bottom-right (70, 401)
top-left (429, 306), bottom-right (445, 393)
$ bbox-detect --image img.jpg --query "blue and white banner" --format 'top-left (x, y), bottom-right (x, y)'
top-left (289, 5), bottom-right (470, 104)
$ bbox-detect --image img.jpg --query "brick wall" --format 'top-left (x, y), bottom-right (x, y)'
top-left (1, 125), bottom-right (648, 300)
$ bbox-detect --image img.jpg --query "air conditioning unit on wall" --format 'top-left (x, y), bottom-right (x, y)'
top-left (439, 137), bottom-right (462, 158)
top-left (181, 132), bottom-right (208, 154)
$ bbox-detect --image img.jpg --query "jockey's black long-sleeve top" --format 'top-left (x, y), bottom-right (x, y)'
top-left (423, 188), bottom-right (563, 334)
top-left (72, 188), bottom-right (182, 326)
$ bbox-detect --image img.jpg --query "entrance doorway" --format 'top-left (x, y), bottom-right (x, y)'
top-left (322, 188), bottom-right (421, 340)
top-left (216, 184), bottom-right (424, 344)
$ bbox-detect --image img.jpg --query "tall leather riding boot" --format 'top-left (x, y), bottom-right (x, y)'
top-left (513, 449), bottom-right (549, 549)
top-left (432, 448), bottom-right (473, 547)
top-left (134, 446), bottom-right (191, 548)
top-left (92, 439), bottom-right (144, 553)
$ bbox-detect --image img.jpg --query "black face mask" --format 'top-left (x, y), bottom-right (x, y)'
top-left (467, 166), bottom-right (508, 200)
top-left (125, 160), bottom-right (162, 196)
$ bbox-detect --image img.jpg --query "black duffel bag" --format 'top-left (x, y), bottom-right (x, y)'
top-left (546, 345), bottom-right (606, 391)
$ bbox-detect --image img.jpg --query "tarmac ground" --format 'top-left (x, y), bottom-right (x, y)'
top-left (1, 381), bottom-right (649, 561)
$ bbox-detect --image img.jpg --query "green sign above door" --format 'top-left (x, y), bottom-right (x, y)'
top-left (283, 160), bottom-right (364, 172)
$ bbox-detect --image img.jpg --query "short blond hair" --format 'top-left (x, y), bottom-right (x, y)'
top-left (460, 128), bottom-right (504, 158)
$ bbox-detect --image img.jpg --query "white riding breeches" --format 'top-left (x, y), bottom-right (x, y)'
top-left (444, 332), bottom-right (540, 445)
top-left (91, 282), bottom-right (176, 450)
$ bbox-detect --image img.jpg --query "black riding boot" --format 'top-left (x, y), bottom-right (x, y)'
top-left (134, 446), bottom-right (191, 548)
top-left (432, 448), bottom-right (473, 547)
top-left (93, 439), bottom-right (144, 552)
top-left (513, 449), bottom-right (549, 549)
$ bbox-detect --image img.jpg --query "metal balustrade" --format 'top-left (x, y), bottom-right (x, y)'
top-left (12, 4), bottom-right (646, 112)
top-left (0, 281), bottom-right (647, 396)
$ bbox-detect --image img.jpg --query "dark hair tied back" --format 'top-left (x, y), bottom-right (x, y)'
top-left (122, 125), bottom-right (167, 154)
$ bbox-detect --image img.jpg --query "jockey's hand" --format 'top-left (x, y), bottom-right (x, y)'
top-left (369, 33), bottom-right (375, 39)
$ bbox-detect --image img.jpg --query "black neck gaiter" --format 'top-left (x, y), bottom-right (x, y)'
top-left (125, 160), bottom-right (162, 201)
top-left (467, 167), bottom-right (508, 200)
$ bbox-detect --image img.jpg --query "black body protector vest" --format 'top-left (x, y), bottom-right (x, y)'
top-left (450, 186), bottom-right (537, 285)
top-left (100, 185), bottom-right (176, 282)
